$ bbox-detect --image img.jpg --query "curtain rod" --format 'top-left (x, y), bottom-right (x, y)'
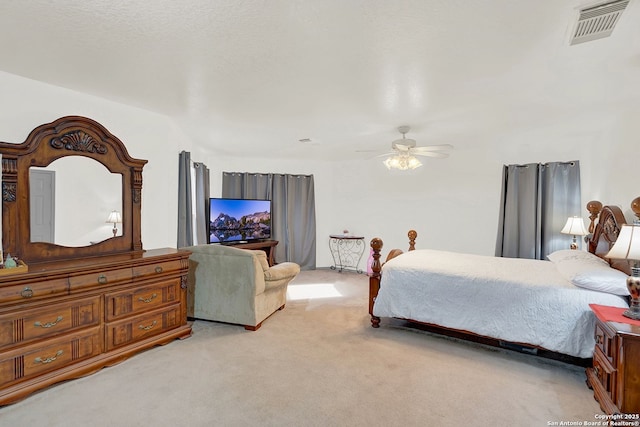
top-left (223, 172), bottom-right (313, 178)
top-left (508, 161), bottom-right (577, 168)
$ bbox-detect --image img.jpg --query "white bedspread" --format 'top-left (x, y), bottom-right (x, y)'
top-left (373, 249), bottom-right (629, 358)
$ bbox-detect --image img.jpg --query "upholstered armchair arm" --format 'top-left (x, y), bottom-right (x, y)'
top-left (265, 262), bottom-right (300, 280)
top-left (264, 262), bottom-right (300, 288)
top-left (245, 250), bottom-right (300, 290)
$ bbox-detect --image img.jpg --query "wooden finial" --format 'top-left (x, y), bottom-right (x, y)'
top-left (586, 200), bottom-right (603, 233)
top-left (632, 197), bottom-right (640, 222)
top-left (408, 230), bottom-right (417, 251)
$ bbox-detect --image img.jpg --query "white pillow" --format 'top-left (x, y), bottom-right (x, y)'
top-left (547, 249), bottom-right (629, 296)
top-left (571, 269), bottom-right (630, 296)
top-left (547, 249), bottom-right (609, 266)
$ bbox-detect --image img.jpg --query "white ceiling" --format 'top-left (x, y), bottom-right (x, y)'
top-left (1, 0), bottom-right (638, 161)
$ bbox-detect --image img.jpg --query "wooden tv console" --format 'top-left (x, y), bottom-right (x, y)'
top-left (0, 116), bottom-right (192, 405)
top-left (223, 240), bottom-right (278, 266)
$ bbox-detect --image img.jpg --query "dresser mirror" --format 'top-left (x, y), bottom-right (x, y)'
top-left (29, 157), bottom-right (123, 247)
top-left (1, 116), bottom-right (147, 264)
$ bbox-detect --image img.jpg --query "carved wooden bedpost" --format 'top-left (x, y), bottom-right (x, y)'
top-left (369, 237), bottom-right (383, 328)
top-left (408, 230), bottom-right (417, 251)
top-left (587, 200), bottom-right (603, 234)
top-left (631, 196), bottom-right (640, 222)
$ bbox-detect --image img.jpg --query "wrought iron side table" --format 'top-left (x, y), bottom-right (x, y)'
top-left (329, 235), bottom-right (365, 273)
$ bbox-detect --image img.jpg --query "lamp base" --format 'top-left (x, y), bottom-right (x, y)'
top-left (570, 235), bottom-right (578, 250)
top-left (623, 307), bottom-right (640, 320)
top-left (623, 276), bottom-right (640, 320)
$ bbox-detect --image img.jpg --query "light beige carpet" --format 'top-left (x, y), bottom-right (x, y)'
top-left (0, 269), bottom-right (603, 426)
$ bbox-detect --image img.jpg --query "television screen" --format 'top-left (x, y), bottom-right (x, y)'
top-left (208, 198), bottom-right (271, 244)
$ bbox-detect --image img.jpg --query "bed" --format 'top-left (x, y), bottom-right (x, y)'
top-left (368, 201), bottom-right (637, 363)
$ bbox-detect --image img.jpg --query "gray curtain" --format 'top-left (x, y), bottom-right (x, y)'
top-left (495, 161), bottom-right (581, 260)
top-left (222, 172), bottom-right (316, 270)
top-left (177, 151), bottom-right (210, 248)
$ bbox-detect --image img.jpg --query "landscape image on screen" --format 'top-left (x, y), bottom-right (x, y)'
top-left (209, 198), bottom-right (271, 244)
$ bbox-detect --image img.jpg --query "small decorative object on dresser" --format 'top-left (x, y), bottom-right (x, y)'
top-left (3, 253), bottom-right (16, 268)
top-left (586, 304), bottom-right (640, 415)
top-left (0, 116), bottom-right (192, 405)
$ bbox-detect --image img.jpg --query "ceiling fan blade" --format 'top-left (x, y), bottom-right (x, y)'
top-left (412, 144), bottom-right (454, 152)
top-left (412, 152), bottom-right (450, 159)
top-left (374, 151), bottom-right (396, 158)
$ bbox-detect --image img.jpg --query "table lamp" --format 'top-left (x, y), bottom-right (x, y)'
top-left (606, 223), bottom-right (640, 320)
top-left (106, 210), bottom-right (122, 237)
top-left (561, 216), bottom-right (588, 250)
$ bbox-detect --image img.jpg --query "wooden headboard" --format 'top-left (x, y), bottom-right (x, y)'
top-left (586, 198), bottom-right (640, 276)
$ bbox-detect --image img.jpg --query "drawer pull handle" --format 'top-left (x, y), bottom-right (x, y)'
top-left (138, 293), bottom-right (157, 304)
top-left (34, 316), bottom-right (64, 328)
top-left (34, 350), bottom-right (63, 364)
top-left (97, 275), bottom-right (108, 284)
top-left (138, 320), bottom-right (157, 331)
top-left (155, 266), bottom-right (163, 273)
top-left (21, 287), bottom-right (34, 298)
top-left (596, 335), bottom-right (603, 345)
top-left (594, 366), bottom-right (600, 378)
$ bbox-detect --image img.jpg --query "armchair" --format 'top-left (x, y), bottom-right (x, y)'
top-left (184, 244), bottom-right (300, 330)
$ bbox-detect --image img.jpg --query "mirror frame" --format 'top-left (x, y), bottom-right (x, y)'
top-left (0, 116), bottom-right (147, 264)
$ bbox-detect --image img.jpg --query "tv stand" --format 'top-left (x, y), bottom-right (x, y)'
top-left (228, 240), bottom-right (278, 266)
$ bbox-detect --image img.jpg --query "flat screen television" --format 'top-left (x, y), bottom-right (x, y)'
top-left (208, 198), bottom-right (272, 244)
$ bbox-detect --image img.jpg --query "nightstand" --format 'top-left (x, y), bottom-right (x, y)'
top-left (586, 304), bottom-right (640, 415)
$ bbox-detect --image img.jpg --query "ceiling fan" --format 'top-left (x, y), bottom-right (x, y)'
top-left (375, 126), bottom-right (453, 170)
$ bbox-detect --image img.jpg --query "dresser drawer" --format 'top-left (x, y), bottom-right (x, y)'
top-left (133, 259), bottom-right (184, 279)
top-left (68, 267), bottom-right (132, 291)
top-left (105, 279), bottom-right (181, 321)
top-left (595, 320), bottom-right (617, 365)
top-left (105, 304), bottom-right (182, 351)
top-left (593, 346), bottom-right (616, 400)
top-left (0, 296), bottom-right (101, 351)
top-left (0, 277), bottom-right (68, 304)
top-left (0, 326), bottom-right (102, 388)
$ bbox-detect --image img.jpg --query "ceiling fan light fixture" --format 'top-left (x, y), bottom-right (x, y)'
top-left (384, 154), bottom-right (422, 170)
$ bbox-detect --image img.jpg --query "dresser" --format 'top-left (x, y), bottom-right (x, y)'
top-left (586, 304), bottom-right (640, 415)
top-left (0, 248), bottom-right (192, 405)
top-left (0, 116), bottom-right (193, 405)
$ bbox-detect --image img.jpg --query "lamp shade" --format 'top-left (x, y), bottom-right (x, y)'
top-left (106, 210), bottom-right (122, 224)
top-left (560, 216), bottom-right (588, 236)
top-left (606, 224), bottom-right (640, 260)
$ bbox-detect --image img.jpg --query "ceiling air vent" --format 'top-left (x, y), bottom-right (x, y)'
top-left (570, 0), bottom-right (630, 45)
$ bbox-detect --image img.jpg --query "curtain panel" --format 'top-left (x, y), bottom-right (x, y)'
top-left (177, 151), bottom-right (210, 248)
top-left (495, 161), bottom-right (581, 260)
top-left (222, 172), bottom-right (316, 270)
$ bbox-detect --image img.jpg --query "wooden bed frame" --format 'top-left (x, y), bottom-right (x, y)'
top-left (368, 199), bottom-right (639, 365)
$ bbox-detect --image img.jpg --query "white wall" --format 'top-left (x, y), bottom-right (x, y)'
top-left (0, 71), bottom-right (193, 251)
top-left (325, 107), bottom-right (640, 264)
top-left (2, 70), bottom-right (638, 270)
